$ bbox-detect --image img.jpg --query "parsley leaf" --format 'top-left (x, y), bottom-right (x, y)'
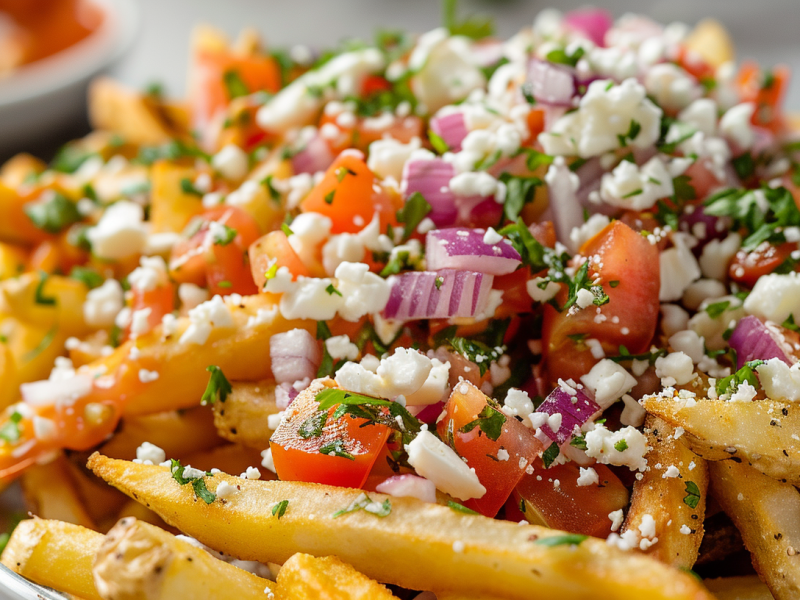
top-left (614, 439), bottom-right (629, 452)
top-left (213, 224), bottom-right (238, 246)
top-left (298, 411), bottom-right (327, 439)
top-left (396, 192), bottom-right (432, 242)
top-left (332, 493), bottom-right (392, 518)
top-left (704, 300), bottom-right (731, 318)
top-left (325, 283), bottom-right (343, 297)
top-left (24, 192), bottom-right (81, 234)
top-left (498, 217), bottom-right (548, 272)
top-left (0, 412), bottom-right (23, 443)
top-left (170, 459), bottom-right (216, 504)
top-left (34, 271), bottom-right (57, 306)
top-left (272, 499), bottom-right (289, 519)
top-left (69, 266), bottom-right (104, 289)
top-left (716, 360), bottom-right (764, 398)
top-left (542, 442), bottom-right (559, 468)
top-left (683, 480), bottom-right (701, 509)
top-left (545, 46), bottom-right (585, 68)
top-left (499, 173), bottom-right (543, 222)
top-left (201, 366), bottom-right (232, 405)
top-left (223, 69), bottom-right (250, 99)
top-left (442, 0), bottom-right (494, 40)
top-left (535, 534), bottom-right (588, 547)
top-left (447, 500), bottom-right (480, 515)
top-left (319, 439), bottom-right (355, 460)
top-left (428, 130), bottom-right (449, 154)
top-left (459, 405), bottom-right (506, 441)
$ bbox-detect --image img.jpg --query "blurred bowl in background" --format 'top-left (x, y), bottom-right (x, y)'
top-left (0, 0), bottom-right (139, 158)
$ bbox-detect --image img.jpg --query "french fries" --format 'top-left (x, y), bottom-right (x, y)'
top-left (704, 576), bottom-right (773, 600)
top-left (0, 519), bottom-right (103, 600)
top-left (149, 161), bottom-right (204, 234)
top-left (0, 272), bottom-right (89, 337)
top-left (20, 455), bottom-right (96, 530)
top-left (275, 553), bottom-right (396, 600)
top-left (622, 416), bottom-right (707, 568)
top-left (709, 460), bottom-right (800, 600)
top-left (213, 380), bottom-right (278, 448)
top-left (93, 517), bottom-right (275, 600)
top-left (88, 454), bottom-right (714, 600)
top-left (642, 396), bottom-right (800, 485)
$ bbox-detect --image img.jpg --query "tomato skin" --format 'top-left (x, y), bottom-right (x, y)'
top-left (270, 383), bottom-right (390, 489)
top-left (318, 113), bottom-right (423, 154)
top-left (729, 242), bottom-right (798, 288)
top-left (436, 382), bottom-right (543, 517)
top-left (513, 460), bottom-right (629, 538)
top-left (543, 221), bottom-right (660, 383)
top-left (248, 230), bottom-right (311, 289)
top-left (737, 61), bottom-right (790, 133)
top-left (206, 242), bottom-right (258, 296)
top-left (301, 153), bottom-right (399, 234)
top-left (129, 281), bottom-right (176, 337)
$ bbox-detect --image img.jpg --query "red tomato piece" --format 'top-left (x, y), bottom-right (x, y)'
top-left (206, 242), bottom-right (258, 296)
top-left (436, 381), bottom-right (543, 517)
top-left (729, 241), bottom-right (798, 288)
top-left (248, 230), bottom-right (312, 289)
top-left (512, 459), bottom-right (630, 538)
top-left (543, 221), bottom-right (660, 383)
top-left (128, 281), bottom-right (176, 337)
top-left (270, 384), bottom-right (391, 489)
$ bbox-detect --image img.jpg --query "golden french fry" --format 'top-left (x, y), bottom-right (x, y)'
top-left (709, 460), bottom-right (800, 600)
top-left (0, 340), bottom-right (18, 410)
top-left (1, 272), bottom-right (89, 336)
top-left (0, 315), bottom-right (69, 387)
top-left (116, 498), bottom-right (174, 531)
top-left (21, 455), bottom-right (96, 530)
top-left (64, 459), bottom-right (128, 526)
top-left (182, 443), bottom-right (270, 478)
top-left (88, 454), bottom-right (714, 600)
top-left (642, 396), bottom-right (800, 485)
top-left (99, 407), bottom-right (222, 461)
top-left (622, 416), bottom-right (707, 568)
top-left (276, 553), bottom-right (396, 600)
top-left (213, 380), bottom-right (278, 448)
top-left (93, 517), bottom-right (275, 600)
top-left (0, 519), bottom-right (103, 600)
top-left (704, 576), bottom-right (773, 600)
top-left (149, 161), bottom-right (204, 234)
top-left (0, 242), bottom-right (27, 281)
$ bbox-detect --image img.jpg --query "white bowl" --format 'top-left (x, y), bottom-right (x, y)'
top-left (0, 0), bottom-right (139, 156)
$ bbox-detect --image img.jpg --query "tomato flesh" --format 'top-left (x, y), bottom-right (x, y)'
top-left (729, 242), bottom-right (798, 288)
top-left (436, 381), bottom-right (543, 517)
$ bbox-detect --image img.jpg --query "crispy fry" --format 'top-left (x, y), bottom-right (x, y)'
top-left (709, 460), bottom-right (800, 600)
top-left (64, 458), bottom-right (128, 526)
top-left (93, 517), bottom-right (275, 600)
top-left (0, 153), bottom-right (46, 189)
top-left (88, 454), bottom-right (714, 600)
top-left (21, 455), bottom-right (96, 530)
top-left (149, 161), bottom-right (204, 234)
top-left (704, 576), bottom-right (773, 600)
top-left (0, 183), bottom-right (51, 246)
top-left (642, 396), bottom-right (800, 485)
top-left (0, 519), bottom-right (103, 600)
top-left (99, 407), bottom-right (222, 461)
top-left (276, 553), bottom-right (396, 600)
top-left (213, 380), bottom-right (278, 448)
top-left (622, 416), bottom-right (707, 568)
top-left (1, 272), bottom-right (89, 336)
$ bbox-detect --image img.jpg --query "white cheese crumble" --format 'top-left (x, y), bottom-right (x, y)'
top-left (179, 295), bottom-right (234, 345)
top-left (598, 156), bottom-right (674, 211)
top-left (584, 423), bottom-right (648, 471)
top-left (659, 233), bottom-right (701, 302)
top-left (743, 272), bottom-right (800, 325)
top-left (83, 279), bottom-right (123, 328)
top-left (580, 359), bottom-right (637, 409)
top-left (655, 352), bottom-right (695, 387)
top-left (86, 200), bottom-right (148, 260)
top-left (135, 442), bottom-right (166, 465)
top-left (756, 359), bottom-right (800, 403)
top-left (215, 481), bottom-right (238, 500)
top-left (325, 335), bottom-right (359, 361)
top-left (576, 467), bottom-right (599, 487)
top-left (405, 429), bottom-right (486, 501)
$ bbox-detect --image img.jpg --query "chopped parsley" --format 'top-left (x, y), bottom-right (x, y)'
top-left (69, 266), bottom-right (104, 290)
top-left (222, 69), bottom-right (250, 99)
top-left (318, 439), bottom-right (355, 460)
top-left (170, 459), bottom-right (216, 504)
top-left (262, 175), bottom-right (281, 202)
top-left (546, 46), bottom-right (585, 68)
top-left (459, 404), bottom-right (506, 442)
top-left (617, 119), bottom-right (641, 147)
top-left (272, 500), bottom-right (289, 519)
top-left (24, 192), bottom-right (82, 234)
top-left (428, 130), bottom-right (449, 154)
top-left (683, 481), bottom-right (701, 509)
top-left (325, 283), bottom-right (343, 297)
top-left (570, 434), bottom-right (587, 451)
top-left (704, 300), bottom-right (731, 319)
top-left (447, 500), bottom-right (480, 515)
top-left (449, 336), bottom-right (505, 377)
top-left (535, 534), bottom-right (588, 547)
top-left (34, 271), bottom-right (57, 306)
top-left (395, 192), bottom-right (432, 242)
top-left (542, 442), bottom-right (560, 468)
top-left (324, 190), bottom-right (335, 205)
top-left (213, 224), bottom-right (238, 246)
top-left (716, 360), bottom-right (764, 398)
top-left (0, 412), bottom-right (23, 444)
top-left (333, 493), bottom-right (392, 518)
top-left (499, 173), bottom-right (543, 222)
top-left (201, 366), bottom-right (232, 405)
top-left (442, 0), bottom-right (494, 40)
top-left (298, 411), bottom-right (327, 439)
top-left (180, 178), bottom-right (203, 196)
top-left (613, 439), bottom-right (629, 452)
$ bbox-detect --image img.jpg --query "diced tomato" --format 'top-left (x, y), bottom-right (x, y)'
top-left (270, 384), bottom-right (391, 488)
top-left (301, 153), bottom-right (400, 234)
top-left (512, 460), bottom-right (629, 538)
top-left (206, 242), bottom-right (258, 296)
top-left (128, 281), bottom-right (176, 337)
top-left (543, 221), bottom-right (660, 383)
top-left (436, 381), bottom-right (543, 517)
top-left (318, 113), bottom-right (424, 154)
top-left (737, 61), bottom-right (790, 133)
top-left (190, 48), bottom-right (281, 129)
top-left (728, 241), bottom-right (798, 288)
top-left (248, 230), bottom-right (312, 289)
top-left (526, 108), bottom-right (546, 140)
top-left (681, 160), bottom-right (723, 202)
top-left (494, 268), bottom-right (533, 315)
top-left (675, 45), bottom-right (715, 83)
top-left (361, 75), bottom-right (392, 96)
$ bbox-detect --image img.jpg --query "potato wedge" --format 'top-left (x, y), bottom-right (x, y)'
top-left (0, 519), bottom-right (103, 600)
top-left (21, 455), bottom-right (96, 530)
top-left (704, 576), bottom-right (773, 600)
top-left (0, 272), bottom-right (89, 336)
top-left (213, 380), bottom-right (278, 448)
top-left (88, 454), bottom-right (714, 600)
top-left (149, 161), bottom-right (204, 234)
top-left (276, 553), bottom-right (396, 600)
top-left (93, 517), bottom-right (274, 600)
top-left (64, 458), bottom-right (128, 526)
top-left (622, 416), bottom-right (707, 568)
top-left (709, 460), bottom-right (800, 600)
top-left (642, 396), bottom-right (800, 485)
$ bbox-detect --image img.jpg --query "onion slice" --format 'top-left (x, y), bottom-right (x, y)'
top-left (430, 112), bottom-right (469, 152)
top-left (375, 474), bottom-right (437, 503)
top-left (269, 329), bottom-right (321, 384)
top-left (291, 134), bottom-right (334, 175)
top-left (536, 386), bottom-right (601, 445)
top-left (402, 159), bottom-right (458, 227)
top-left (564, 8), bottom-right (614, 47)
top-left (527, 59), bottom-right (575, 107)
top-left (383, 269), bottom-right (494, 321)
top-left (728, 315), bottom-right (795, 369)
top-left (426, 228), bottom-right (521, 275)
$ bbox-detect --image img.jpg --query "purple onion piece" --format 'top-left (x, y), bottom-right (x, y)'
top-left (426, 228), bottom-right (521, 275)
top-left (382, 269), bottom-right (494, 321)
top-left (537, 386), bottom-right (601, 445)
top-left (430, 112), bottom-right (469, 152)
top-left (527, 59), bottom-right (576, 107)
top-left (402, 158), bottom-right (458, 227)
top-left (291, 134), bottom-right (334, 175)
top-left (728, 315), bottom-right (795, 370)
top-left (269, 329), bottom-right (321, 384)
top-left (564, 8), bottom-right (614, 47)
top-left (679, 204), bottom-right (726, 254)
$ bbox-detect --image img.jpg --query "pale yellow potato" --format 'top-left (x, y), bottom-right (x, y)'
top-left (0, 242), bottom-right (27, 281)
top-left (0, 272), bottom-right (89, 336)
top-left (704, 576), bottom-right (773, 600)
top-left (149, 161), bottom-right (204, 234)
top-left (213, 380), bottom-right (278, 448)
top-left (0, 519), bottom-right (103, 600)
top-left (709, 461), bottom-right (800, 600)
top-left (0, 315), bottom-right (70, 389)
top-left (622, 416), bottom-right (707, 568)
top-left (88, 454), bottom-right (714, 600)
top-left (276, 553), bottom-right (396, 600)
top-left (0, 183), bottom-right (51, 246)
top-left (0, 340), bottom-right (18, 410)
top-left (643, 396), bottom-right (800, 485)
top-left (93, 517), bottom-right (275, 600)
top-left (684, 19), bottom-right (735, 69)
top-left (20, 455), bottom-right (96, 530)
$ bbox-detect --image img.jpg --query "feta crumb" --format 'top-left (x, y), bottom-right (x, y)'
top-left (241, 466), bottom-right (261, 480)
top-left (135, 442), bottom-right (166, 465)
top-left (325, 335), bottom-right (359, 361)
top-left (609, 509), bottom-right (625, 532)
top-left (87, 201), bottom-right (148, 260)
top-left (577, 467), bottom-right (599, 487)
top-left (138, 369), bottom-right (159, 383)
top-left (663, 465), bottom-right (680, 478)
top-left (260, 448), bottom-right (277, 473)
top-left (584, 424), bottom-right (648, 471)
top-left (496, 448), bottom-right (510, 462)
top-left (655, 352), bottom-right (695, 387)
top-left (756, 358), bottom-right (800, 402)
top-left (216, 481), bottom-right (238, 500)
top-left (580, 359), bottom-right (637, 408)
top-left (180, 295), bottom-right (234, 345)
top-left (83, 279), bottom-right (123, 328)
top-left (405, 430), bottom-right (486, 500)
top-left (212, 144), bottom-right (249, 180)
top-left (680, 524), bottom-right (692, 535)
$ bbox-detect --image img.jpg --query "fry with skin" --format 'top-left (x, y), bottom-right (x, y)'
top-left (213, 380), bottom-right (278, 448)
top-left (622, 416), bottom-right (707, 568)
top-left (709, 460), bottom-right (800, 600)
top-left (276, 553), bottom-right (396, 600)
top-left (0, 519), bottom-right (103, 600)
top-left (88, 454), bottom-right (714, 600)
top-left (93, 517), bottom-right (275, 600)
top-left (21, 455), bottom-right (96, 530)
top-left (642, 396), bottom-right (800, 485)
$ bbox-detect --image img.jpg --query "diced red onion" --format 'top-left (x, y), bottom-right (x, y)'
top-left (409, 400), bottom-right (445, 424)
top-left (275, 382), bottom-right (300, 410)
top-left (527, 59), bottom-right (575, 107)
top-left (537, 386), bottom-right (601, 445)
top-left (470, 40), bottom-right (506, 68)
top-left (547, 160), bottom-right (584, 251)
top-left (375, 474), bottom-right (437, 503)
top-left (382, 269), bottom-right (494, 321)
top-left (728, 316), bottom-right (795, 370)
top-left (430, 112), bottom-right (469, 153)
top-left (564, 8), bottom-right (614, 47)
top-left (402, 159), bottom-right (458, 227)
top-left (269, 329), bottom-right (321, 384)
top-left (291, 134), bottom-right (335, 175)
top-left (426, 228), bottom-right (521, 276)
top-left (679, 205), bottom-right (725, 253)
top-left (21, 374), bottom-right (93, 407)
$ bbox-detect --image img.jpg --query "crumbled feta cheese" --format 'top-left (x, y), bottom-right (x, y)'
top-left (620, 394), bottom-right (646, 427)
top-left (87, 201), bottom-right (148, 260)
top-left (367, 137), bottom-right (421, 181)
top-left (128, 256), bottom-right (168, 293)
top-left (241, 466), bottom-right (261, 480)
top-left (663, 465), bottom-right (680, 478)
top-left (180, 295), bottom-right (234, 345)
top-left (644, 63), bottom-right (700, 112)
top-left (136, 442), bottom-right (166, 465)
top-left (699, 233), bottom-right (741, 280)
top-left (501, 388), bottom-right (535, 427)
top-left (570, 214), bottom-right (610, 251)
top-left (678, 98), bottom-right (717, 136)
top-left (178, 283), bottom-right (209, 310)
top-left (406, 358), bottom-right (450, 406)
top-left (638, 514), bottom-right (657, 539)
top-left (577, 467), bottom-right (599, 487)
top-left (325, 335), bottom-right (359, 361)
top-left (287, 212), bottom-right (333, 266)
top-left (527, 277), bottom-right (560, 303)
top-left (688, 295), bottom-right (745, 350)
top-left (729, 381), bottom-right (757, 403)
top-left (334, 261), bottom-right (392, 321)
top-left (660, 304), bottom-right (690, 338)
top-left (138, 369), bottom-right (159, 383)
top-left (405, 430), bottom-right (486, 500)
top-left (576, 288), bottom-right (595, 309)
top-left (215, 481), bottom-right (238, 500)
top-left (743, 272), bottom-right (800, 325)
top-left (496, 448), bottom-right (510, 462)
top-left (719, 103), bottom-right (756, 150)
top-left (584, 423), bottom-right (648, 471)
top-left (659, 233), bottom-right (701, 302)
top-left (668, 330), bottom-right (705, 363)
top-left (130, 308), bottom-right (152, 338)
top-left (599, 156), bottom-right (674, 211)
top-left (756, 359), bottom-right (800, 402)
top-left (83, 279), bottom-right (123, 328)
top-left (260, 448), bottom-right (276, 473)
top-left (580, 359), bottom-right (637, 409)
top-left (655, 352), bottom-right (695, 386)
top-left (680, 524), bottom-right (692, 535)
top-left (609, 508), bottom-right (625, 532)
